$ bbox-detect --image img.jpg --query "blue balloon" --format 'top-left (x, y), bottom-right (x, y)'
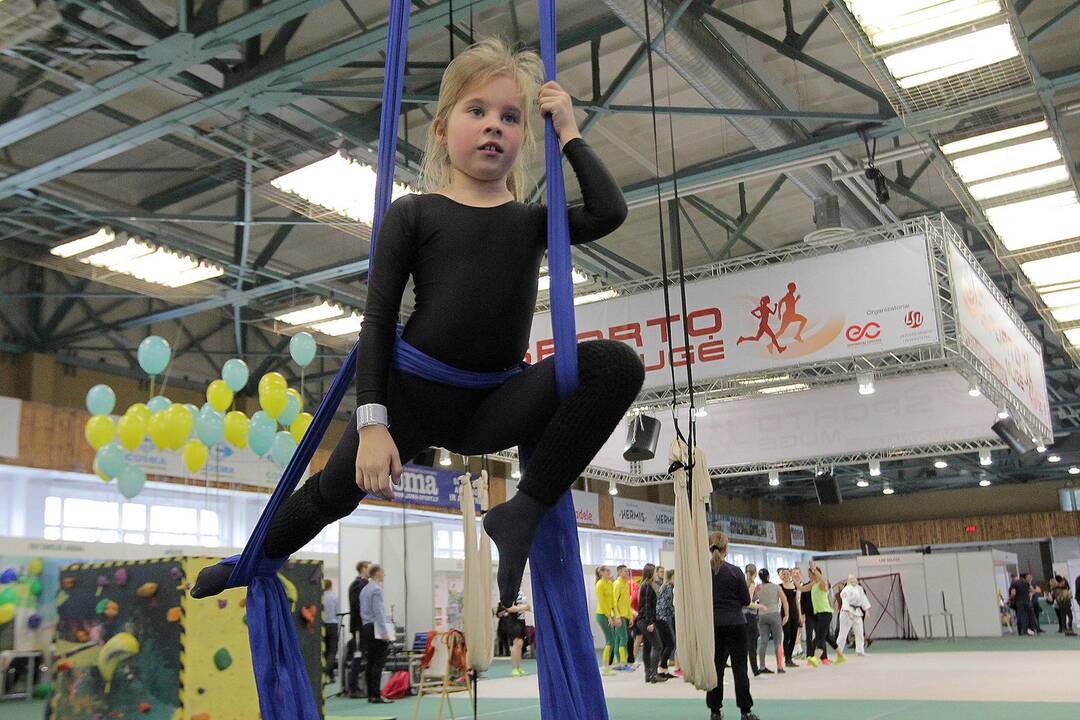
top-left (147, 395), bottom-right (172, 414)
top-left (289, 332), bottom-right (317, 368)
top-left (270, 431), bottom-right (297, 465)
top-left (137, 335), bottom-right (171, 376)
top-left (248, 420), bottom-right (275, 457)
top-left (183, 403), bottom-right (199, 417)
top-left (195, 409), bottom-right (225, 447)
top-left (0, 568), bottom-right (15, 584)
top-left (85, 384), bottom-right (116, 416)
top-left (95, 443), bottom-right (127, 479)
top-left (221, 358), bottom-right (249, 393)
top-left (250, 410), bottom-right (275, 432)
top-left (117, 465), bottom-right (145, 500)
top-left (278, 393), bottom-right (300, 427)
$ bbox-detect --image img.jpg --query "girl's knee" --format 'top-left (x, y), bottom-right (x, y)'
top-left (578, 340), bottom-right (645, 388)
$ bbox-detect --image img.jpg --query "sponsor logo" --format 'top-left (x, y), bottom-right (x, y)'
top-left (845, 322), bottom-right (881, 342)
top-left (905, 311), bottom-right (924, 329)
top-left (618, 509), bottom-right (648, 524)
top-left (395, 469), bottom-right (439, 498)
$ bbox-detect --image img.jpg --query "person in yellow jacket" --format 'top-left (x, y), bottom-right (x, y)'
top-left (594, 566), bottom-right (619, 675)
top-left (611, 564), bottom-right (635, 670)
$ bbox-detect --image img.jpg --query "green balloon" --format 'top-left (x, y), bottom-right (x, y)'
top-left (30, 580), bottom-right (42, 596)
top-left (0, 587), bottom-right (15, 605)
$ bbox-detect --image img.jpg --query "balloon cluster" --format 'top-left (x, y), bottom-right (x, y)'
top-left (0, 559), bottom-right (43, 626)
top-left (83, 332), bottom-right (319, 500)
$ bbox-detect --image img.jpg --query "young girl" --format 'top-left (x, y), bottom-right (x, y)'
top-left (193, 39), bottom-right (643, 614)
top-left (594, 566), bottom-right (619, 676)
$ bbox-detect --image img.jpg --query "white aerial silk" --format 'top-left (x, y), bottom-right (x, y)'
top-left (459, 470), bottom-right (495, 671)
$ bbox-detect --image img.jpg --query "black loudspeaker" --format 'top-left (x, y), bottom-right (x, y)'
top-left (813, 472), bottom-right (843, 505)
top-left (992, 417), bottom-right (1037, 455)
top-left (860, 539), bottom-right (880, 556)
top-left (623, 415), bottom-right (661, 461)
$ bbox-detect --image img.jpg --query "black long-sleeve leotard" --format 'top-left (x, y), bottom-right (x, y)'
top-left (355, 137), bottom-right (627, 407)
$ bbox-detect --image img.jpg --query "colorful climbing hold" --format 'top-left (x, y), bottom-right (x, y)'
top-left (169, 567), bottom-right (184, 581)
top-left (0, 587), bottom-right (15, 604)
top-left (114, 568), bottom-right (128, 586)
top-left (135, 582), bottom-right (158, 598)
top-left (74, 630), bottom-right (89, 643)
top-left (213, 648), bottom-right (232, 671)
top-left (30, 579), bottom-right (42, 596)
top-left (28, 613), bottom-right (42, 629)
top-left (166, 607), bottom-right (182, 623)
top-left (217, 599), bottom-right (227, 610)
top-left (27, 559), bottom-right (43, 576)
top-left (104, 601), bottom-right (120, 619)
top-left (61, 576), bottom-right (76, 590)
top-left (0, 568), bottom-right (17, 583)
top-left (192, 713), bottom-right (210, 720)
top-left (138, 703), bottom-right (151, 713)
top-left (300, 605), bottom-right (316, 625)
top-left (238, 597), bottom-right (246, 608)
top-left (96, 598), bottom-right (110, 615)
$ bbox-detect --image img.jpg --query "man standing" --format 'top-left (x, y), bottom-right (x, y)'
top-left (1010, 572), bottom-right (1035, 636)
top-left (498, 590), bottom-right (532, 677)
top-left (359, 564), bottom-right (394, 705)
top-left (323, 579), bottom-right (340, 684)
top-left (347, 561), bottom-right (371, 697)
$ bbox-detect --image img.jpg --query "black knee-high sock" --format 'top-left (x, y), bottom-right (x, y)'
top-left (482, 491), bottom-right (548, 609)
top-left (192, 472), bottom-right (345, 598)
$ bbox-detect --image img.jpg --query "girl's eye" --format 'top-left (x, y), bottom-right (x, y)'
top-left (503, 114), bottom-right (519, 124)
top-left (469, 107), bottom-right (483, 116)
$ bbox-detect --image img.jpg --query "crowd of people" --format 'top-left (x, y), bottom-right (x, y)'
top-left (1008, 571), bottom-right (1077, 637)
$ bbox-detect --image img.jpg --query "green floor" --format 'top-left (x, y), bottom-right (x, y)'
top-left (861, 632), bottom-right (1080, 653)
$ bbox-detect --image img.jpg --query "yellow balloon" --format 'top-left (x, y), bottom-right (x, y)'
top-left (290, 412), bottom-right (313, 444)
top-left (223, 411), bottom-right (250, 449)
top-left (206, 379), bottom-right (234, 413)
top-left (181, 439), bottom-right (209, 474)
top-left (116, 412), bottom-right (147, 451)
top-left (286, 387), bottom-right (303, 411)
top-left (148, 410), bottom-right (170, 449)
top-left (164, 404), bottom-right (193, 451)
top-left (126, 402), bottom-right (151, 425)
top-left (258, 371), bottom-right (287, 397)
top-left (0, 604), bottom-right (14, 625)
top-left (260, 386), bottom-right (288, 419)
top-left (93, 458), bottom-right (111, 483)
top-left (27, 559), bottom-right (42, 576)
top-left (84, 415), bottom-right (115, 450)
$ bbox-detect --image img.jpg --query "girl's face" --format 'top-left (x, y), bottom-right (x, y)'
top-left (600, 567), bottom-right (611, 581)
top-left (437, 75), bottom-right (525, 188)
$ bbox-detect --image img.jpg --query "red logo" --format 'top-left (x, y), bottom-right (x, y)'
top-left (845, 322), bottom-right (881, 342)
top-left (905, 311), bottom-right (924, 329)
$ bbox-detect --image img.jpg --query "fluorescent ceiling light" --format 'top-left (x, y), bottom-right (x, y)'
top-left (884, 24), bottom-right (1018, 89)
top-left (71, 231), bottom-right (223, 288)
top-left (311, 313), bottom-right (365, 337)
top-left (274, 301), bottom-right (344, 326)
top-left (987, 191), bottom-right (1080, 251)
top-left (1050, 304), bottom-right (1080, 323)
top-left (883, 485), bottom-right (895, 495)
top-left (1066, 328), bottom-right (1080, 346)
top-left (967, 164), bottom-right (1069, 200)
top-left (758, 383), bottom-right (809, 395)
top-left (736, 374), bottom-right (791, 386)
top-left (845, 0), bottom-right (1002, 48)
top-left (950, 138), bottom-right (1061, 183)
top-left (857, 370), bottom-right (875, 395)
top-left (934, 459), bottom-right (948, 469)
top-left (980, 449), bottom-right (992, 466)
top-left (50, 227), bottom-right (116, 258)
top-left (1069, 466), bottom-right (1080, 475)
top-left (1022, 251), bottom-right (1080, 287)
top-left (573, 289), bottom-right (619, 306)
top-left (84, 238), bottom-right (154, 269)
top-left (1048, 454), bottom-right (1061, 463)
top-left (941, 120), bottom-right (1048, 155)
top-left (271, 152), bottom-right (412, 224)
top-left (1039, 287), bottom-right (1080, 308)
top-left (538, 268), bottom-right (590, 292)
top-left (856, 479), bottom-right (870, 488)
top-left (768, 470), bottom-right (780, 487)
top-left (979, 479), bottom-right (992, 487)
top-left (869, 459), bottom-right (881, 477)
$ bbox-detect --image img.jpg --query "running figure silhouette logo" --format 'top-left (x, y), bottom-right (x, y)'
top-left (737, 282), bottom-right (808, 354)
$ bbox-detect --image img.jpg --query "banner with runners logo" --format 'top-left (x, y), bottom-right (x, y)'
top-left (529, 235), bottom-right (940, 386)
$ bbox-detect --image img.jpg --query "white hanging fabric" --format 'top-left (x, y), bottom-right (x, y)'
top-left (671, 439), bottom-right (718, 691)
top-left (459, 470), bottom-right (495, 671)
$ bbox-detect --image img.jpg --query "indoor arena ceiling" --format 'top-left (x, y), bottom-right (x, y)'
top-left (0, 0), bottom-right (1079, 502)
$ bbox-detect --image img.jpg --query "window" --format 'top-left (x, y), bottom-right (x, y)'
top-left (43, 497), bottom-right (120, 544)
top-left (45, 496), bottom-right (221, 548)
top-left (301, 522), bottom-right (339, 554)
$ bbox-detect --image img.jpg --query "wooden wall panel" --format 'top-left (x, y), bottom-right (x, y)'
top-left (822, 512), bottom-right (1080, 551)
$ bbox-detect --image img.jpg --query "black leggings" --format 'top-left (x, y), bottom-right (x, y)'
top-left (656, 619), bottom-right (675, 668)
top-left (744, 614), bottom-right (759, 674)
top-left (783, 613), bottom-right (799, 663)
top-left (1056, 605), bottom-right (1074, 632)
top-left (265, 341), bottom-right (644, 558)
top-left (706, 624), bottom-right (753, 713)
top-left (813, 612), bottom-right (833, 655)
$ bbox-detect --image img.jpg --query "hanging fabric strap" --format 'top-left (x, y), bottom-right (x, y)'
top-left (222, 4), bottom-right (411, 718)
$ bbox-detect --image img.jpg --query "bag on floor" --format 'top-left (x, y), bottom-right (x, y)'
top-left (382, 670), bottom-right (410, 699)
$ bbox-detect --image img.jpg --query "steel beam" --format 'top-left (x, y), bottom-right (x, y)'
top-left (0, 0), bottom-right (330, 150)
top-left (719, 175), bottom-right (786, 257)
top-left (1029, 0), bottom-right (1080, 42)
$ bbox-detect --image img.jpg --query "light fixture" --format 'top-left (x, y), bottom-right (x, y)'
top-left (758, 383), bottom-right (809, 395)
top-left (980, 449), bottom-right (993, 466)
top-left (967, 378), bottom-right (981, 397)
top-left (50, 227), bottom-right (116, 258)
top-left (941, 121), bottom-right (1048, 155)
top-left (882, 23), bottom-right (1018, 89)
top-left (869, 459), bottom-right (882, 477)
top-left (997, 404), bottom-right (1010, 420)
top-left (1050, 304), bottom-right (1080, 323)
top-left (934, 459), bottom-right (948, 469)
top-left (608, 480), bottom-right (619, 496)
top-left (968, 165), bottom-right (1069, 201)
top-left (1021, 251), bottom-right (1080, 287)
top-left (1048, 454), bottom-right (1062, 463)
top-left (1039, 287), bottom-right (1080, 308)
top-left (1037, 443), bottom-right (1048, 453)
top-left (984, 191), bottom-right (1080, 251)
top-left (511, 462), bottom-right (521, 480)
top-left (1069, 466), bottom-right (1080, 475)
top-left (979, 478), bottom-right (992, 487)
top-left (438, 448), bottom-right (451, 466)
top-left (573, 289), bottom-right (619, 306)
top-left (857, 371), bottom-right (875, 396)
top-left (844, 0), bottom-right (1003, 49)
top-left (735, 374), bottom-right (791, 386)
top-left (271, 152), bottom-right (412, 224)
top-left (310, 313), bottom-right (365, 337)
top-left (768, 470), bottom-right (780, 487)
top-left (949, 138), bottom-right (1061, 184)
top-left (694, 398), bottom-right (708, 418)
top-left (882, 484), bottom-right (895, 495)
top-left (856, 478), bottom-right (870, 488)
top-left (1067, 328), bottom-right (1080, 346)
top-left (538, 267), bottom-right (590, 292)
top-left (273, 301), bottom-right (344, 326)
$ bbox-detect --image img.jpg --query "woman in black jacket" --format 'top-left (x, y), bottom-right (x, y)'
top-left (636, 563), bottom-right (667, 684)
top-left (707, 532), bottom-right (759, 720)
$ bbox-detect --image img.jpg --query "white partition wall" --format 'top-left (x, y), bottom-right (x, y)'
top-left (381, 523), bottom-right (434, 643)
top-left (858, 554), bottom-right (929, 638)
top-left (956, 552), bottom-right (1002, 637)
top-left (923, 554), bottom-right (967, 637)
top-left (338, 524), bottom-right (382, 610)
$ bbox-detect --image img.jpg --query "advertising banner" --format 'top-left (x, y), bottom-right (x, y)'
top-left (0, 396), bottom-right (20, 459)
top-left (125, 439), bottom-right (287, 489)
top-left (708, 513), bottom-right (778, 544)
top-left (505, 479), bottom-right (600, 526)
top-left (530, 236), bottom-right (939, 387)
top-left (790, 524), bottom-right (806, 547)
top-left (612, 497), bottom-right (675, 534)
top-left (947, 244), bottom-right (1052, 433)
top-left (390, 465), bottom-right (482, 511)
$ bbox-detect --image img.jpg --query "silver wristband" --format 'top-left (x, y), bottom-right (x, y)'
top-left (356, 403), bottom-right (389, 431)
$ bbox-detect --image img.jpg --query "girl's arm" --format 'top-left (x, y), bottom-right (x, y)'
top-left (355, 197), bottom-right (417, 408)
top-left (562, 139), bottom-right (628, 245)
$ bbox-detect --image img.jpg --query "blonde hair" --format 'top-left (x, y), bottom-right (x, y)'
top-left (418, 38), bottom-right (543, 202)
top-left (709, 531), bottom-right (729, 576)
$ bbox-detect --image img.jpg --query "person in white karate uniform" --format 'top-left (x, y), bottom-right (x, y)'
top-left (836, 574), bottom-right (871, 660)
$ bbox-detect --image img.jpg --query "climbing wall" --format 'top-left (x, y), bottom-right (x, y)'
top-left (48, 557), bottom-right (324, 720)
